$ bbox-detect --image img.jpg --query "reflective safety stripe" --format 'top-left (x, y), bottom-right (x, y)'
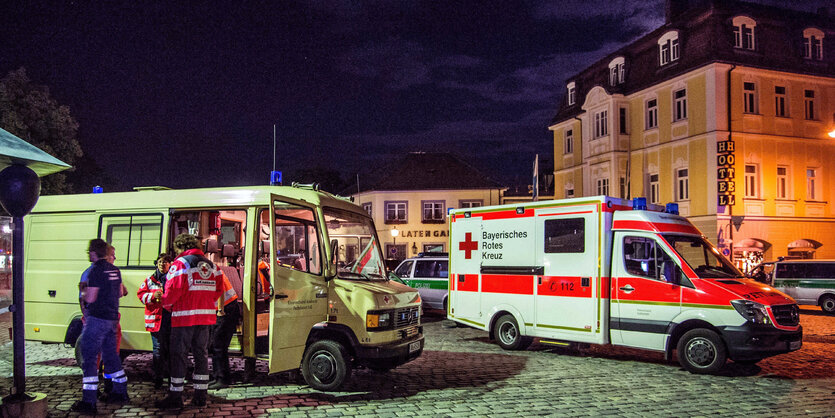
top-left (222, 288), bottom-right (237, 303)
top-left (168, 267), bottom-right (186, 276)
top-left (104, 370), bottom-right (125, 379)
top-left (145, 323), bottom-right (155, 328)
top-left (192, 374), bottom-right (210, 380)
top-left (171, 309), bottom-right (216, 317)
top-left (189, 285), bottom-right (216, 291)
top-left (144, 315), bottom-right (156, 320)
top-left (113, 376), bottom-right (128, 383)
top-left (193, 383), bottom-right (209, 390)
top-left (170, 377), bottom-right (185, 384)
top-left (83, 384), bottom-right (98, 390)
top-left (169, 385), bottom-right (184, 392)
top-left (83, 376), bottom-right (99, 383)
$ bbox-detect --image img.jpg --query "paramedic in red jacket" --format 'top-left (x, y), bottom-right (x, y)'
top-left (155, 234), bottom-right (223, 409)
top-left (137, 253), bottom-right (173, 389)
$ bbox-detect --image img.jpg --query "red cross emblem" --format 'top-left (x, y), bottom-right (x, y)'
top-left (458, 232), bottom-right (478, 259)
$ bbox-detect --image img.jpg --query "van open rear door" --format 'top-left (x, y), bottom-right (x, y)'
top-left (268, 196), bottom-right (329, 373)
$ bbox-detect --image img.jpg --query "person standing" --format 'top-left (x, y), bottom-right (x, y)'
top-left (155, 234), bottom-right (222, 409)
top-left (209, 272), bottom-right (240, 389)
top-left (71, 239), bottom-right (130, 414)
top-left (137, 253), bottom-right (174, 389)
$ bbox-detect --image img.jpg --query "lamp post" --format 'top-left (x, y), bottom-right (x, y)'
top-left (391, 227), bottom-right (399, 259)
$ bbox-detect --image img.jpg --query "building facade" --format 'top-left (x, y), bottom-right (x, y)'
top-left (549, 0), bottom-right (835, 270)
top-left (351, 152), bottom-right (504, 261)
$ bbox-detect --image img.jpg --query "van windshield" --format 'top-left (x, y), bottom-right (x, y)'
top-left (663, 234), bottom-right (742, 278)
top-left (324, 208), bottom-right (387, 281)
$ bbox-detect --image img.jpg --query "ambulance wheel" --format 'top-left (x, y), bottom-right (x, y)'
top-left (677, 329), bottom-right (727, 374)
top-left (820, 295), bottom-right (835, 314)
top-left (493, 314), bottom-right (532, 351)
top-left (301, 340), bottom-right (351, 391)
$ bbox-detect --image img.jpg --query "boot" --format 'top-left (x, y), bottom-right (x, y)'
top-left (70, 400), bottom-right (97, 414)
top-left (191, 389), bottom-right (207, 407)
top-left (208, 379), bottom-right (229, 390)
top-left (154, 392), bottom-right (183, 410)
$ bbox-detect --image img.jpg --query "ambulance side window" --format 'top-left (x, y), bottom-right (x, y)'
top-left (623, 236), bottom-right (674, 282)
top-left (544, 218), bottom-right (584, 253)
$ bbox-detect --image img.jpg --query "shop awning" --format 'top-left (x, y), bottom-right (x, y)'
top-left (0, 127), bottom-right (70, 177)
top-left (733, 238), bottom-right (770, 253)
top-left (788, 239), bottom-right (821, 251)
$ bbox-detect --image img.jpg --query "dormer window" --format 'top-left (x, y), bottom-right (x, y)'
top-left (608, 57), bottom-right (626, 86)
top-left (802, 28), bottom-right (824, 60)
top-left (567, 82), bottom-right (576, 106)
top-left (658, 31), bottom-right (680, 66)
top-left (732, 16), bottom-right (756, 50)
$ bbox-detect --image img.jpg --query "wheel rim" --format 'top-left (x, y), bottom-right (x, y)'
top-left (498, 321), bottom-right (518, 345)
top-left (823, 298), bottom-right (835, 312)
top-left (685, 337), bottom-right (716, 367)
top-left (309, 350), bottom-right (337, 383)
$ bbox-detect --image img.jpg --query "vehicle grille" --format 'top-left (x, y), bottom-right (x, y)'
top-left (772, 304), bottom-right (800, 327)
top-left (394, 306), bottom-right (420, 328)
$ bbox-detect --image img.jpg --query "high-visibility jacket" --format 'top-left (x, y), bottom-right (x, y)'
top-left (162, 249), bottom-right (223, 327)
top-left (137, 269), bottom-right (167, 332)
top-left (257, 260), bottom-right (272, 296)
top-left (220, 272), bottom-right (238, 307)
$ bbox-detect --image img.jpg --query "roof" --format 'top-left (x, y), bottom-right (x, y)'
top-left (550, 0), bottom-right (835, 126)
top-left (0, 127), bottom-right (70, 177)
top-left (352, 152), bottom-right (504, 193)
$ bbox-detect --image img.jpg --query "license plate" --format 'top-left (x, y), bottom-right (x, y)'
top-left (408, 341), bottom-right (421, 353)
top-left (789, 340), bottom-right (802, 350)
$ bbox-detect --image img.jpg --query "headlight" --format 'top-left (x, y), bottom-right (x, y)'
top-left (366, 310), bottom-right (393, 330)
top-left (731, 299), bottom-right (771, 325)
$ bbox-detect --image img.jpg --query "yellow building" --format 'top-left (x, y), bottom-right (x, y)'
top-left (352, 152), bottom-right (504, 261)
top-left (549, 1), bottom-right (835, 270)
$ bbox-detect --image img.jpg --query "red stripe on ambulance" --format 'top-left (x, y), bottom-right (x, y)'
top-left (613, 220), bottom-right (700, 235)
top-left (481, 274), bottom-right (534, 295)
top-left (537, 276), bottom-right (593, 298)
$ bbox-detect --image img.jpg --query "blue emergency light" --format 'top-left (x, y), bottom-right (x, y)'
top-left (92, 186), bottom-right (103, 194)
top-left (632, 197), bottom-right (647, 210)
top-left (665, 203), bottom-right (679, 215)
top-left (270, 170), bottom-right (282, 186)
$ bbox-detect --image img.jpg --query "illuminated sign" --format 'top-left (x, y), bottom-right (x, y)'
top-left (717, 139), bottom-right (735, 207)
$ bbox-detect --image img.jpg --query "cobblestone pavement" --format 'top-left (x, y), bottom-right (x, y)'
top-left (0, 306), bottom-right (833, 417)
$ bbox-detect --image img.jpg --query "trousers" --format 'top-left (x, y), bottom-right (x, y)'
top-left (212, 302), bottom-right (241, 382)
top-left (150, 310), bottom-right (172, 381)
top-left (80, 316), bottom-right (127, 404)
top-left (170, 324), bottom-right (211, 393)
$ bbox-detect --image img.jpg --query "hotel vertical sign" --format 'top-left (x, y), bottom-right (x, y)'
top-left (717, 139), bottom-right (735, 206)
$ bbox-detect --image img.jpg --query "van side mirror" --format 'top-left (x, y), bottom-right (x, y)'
top-left (325, 239), bottom-right (339, 281)
top-left (662, 260), bottom-right (681, 285)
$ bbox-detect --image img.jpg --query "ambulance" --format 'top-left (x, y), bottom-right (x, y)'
top-left (447, 196), bottom-right (802, 373)
top-left (24, 185), bottom-right (423, 391)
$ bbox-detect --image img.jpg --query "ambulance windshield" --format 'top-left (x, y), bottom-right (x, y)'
top-left (663, 234), bottom-right (742, 278)
top-left (324, 208), bottom-right (387, 281)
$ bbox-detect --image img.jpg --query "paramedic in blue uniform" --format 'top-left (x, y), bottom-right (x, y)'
top-left (71, 238), bottom-right (130, 414)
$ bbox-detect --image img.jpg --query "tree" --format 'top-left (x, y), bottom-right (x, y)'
top-left (0, 67), bottom-right (83, 194)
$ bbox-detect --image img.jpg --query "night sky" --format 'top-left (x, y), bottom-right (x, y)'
top-left (1, 1), bottom-right (827, 192)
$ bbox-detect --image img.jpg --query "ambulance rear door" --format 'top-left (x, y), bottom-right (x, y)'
top-left (267, 196), bottom-right (328, 373)
top-left (449, 214), bottom-right (482, 326)
top-left (534, 203), bottom-right (600, 342)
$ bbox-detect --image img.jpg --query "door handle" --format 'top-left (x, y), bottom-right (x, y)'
top-left (538, 276), bottom-right (542, 285)
top-left (459, 275), bottom-right (465, 282)
top-left (619, 285), bottom-right (635, 293)
top-left (275, 294), bottom-right (289, 300)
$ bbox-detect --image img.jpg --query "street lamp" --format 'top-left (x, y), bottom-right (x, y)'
top-left (391, 227), bottom-right (399, 258)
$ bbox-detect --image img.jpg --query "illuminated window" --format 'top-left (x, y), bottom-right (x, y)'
top-left (422, 200), bottom-right (445, 222)
top-left (732, 16), bottom-right (756, 50)
top-left (385, 201), bottom-right (407, 223)
top-left (609, 57), bottom-right (625, 86)
top-left (807, 168), bottom-right (819, 200)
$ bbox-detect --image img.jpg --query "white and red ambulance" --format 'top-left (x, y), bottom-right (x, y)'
top-left (447, 196), bottom-right (802, 373)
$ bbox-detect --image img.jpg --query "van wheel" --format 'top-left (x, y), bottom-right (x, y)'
top-left (301, 340), bottom-right (351, 391)
top-left (820, 295), bottom-right (835, 314)
top-left (677, 329), bottom-right (727, 374)
top-left (493, 314), bottom-right (532, 351)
